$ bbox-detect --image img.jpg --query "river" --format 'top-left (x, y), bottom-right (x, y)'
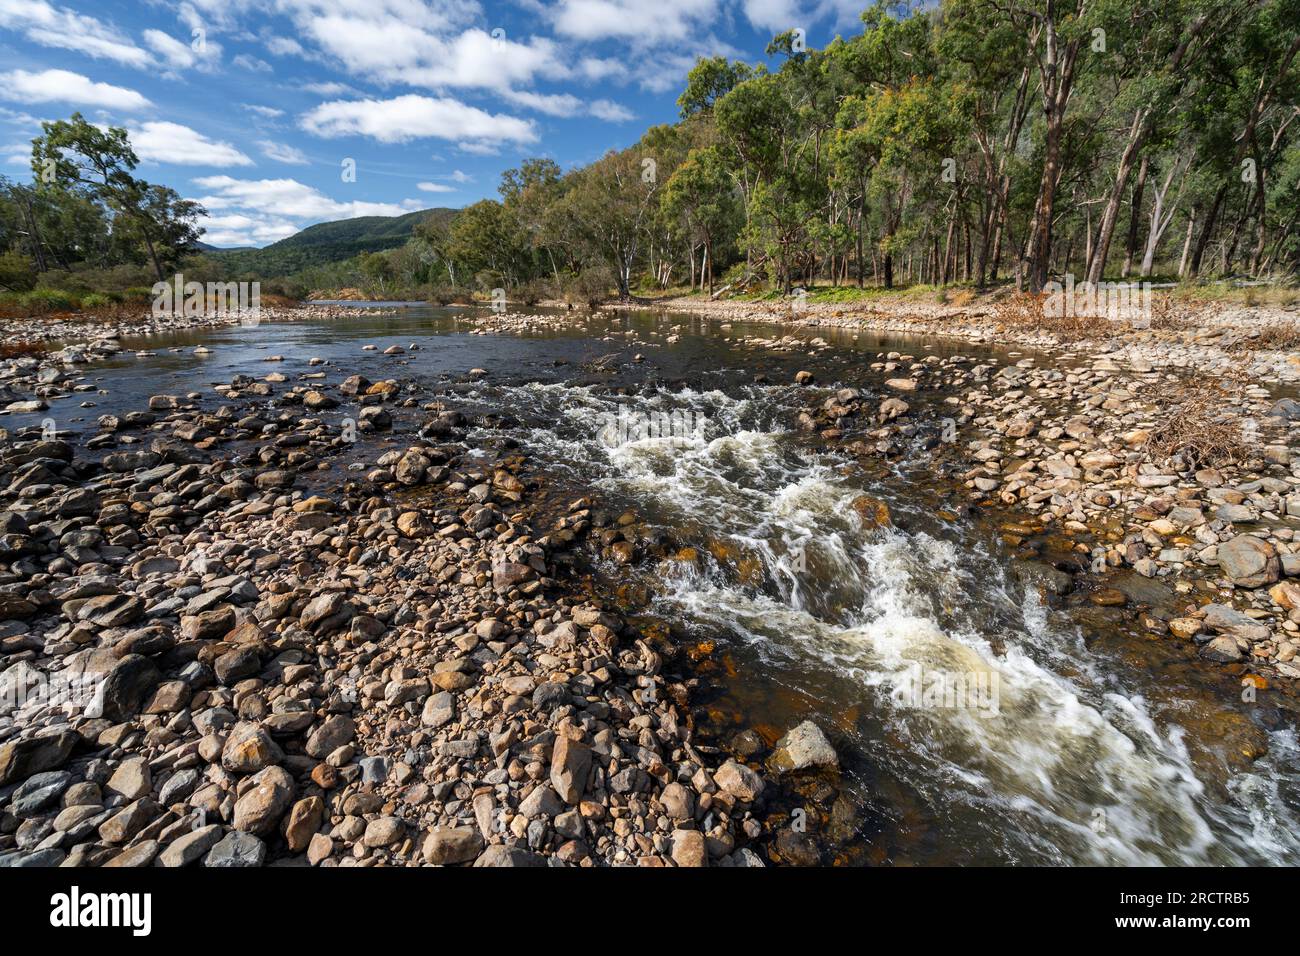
top-left (12, 302), bottom-right (1300, 866)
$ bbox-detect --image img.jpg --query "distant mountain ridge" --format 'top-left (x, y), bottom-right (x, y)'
top-left (206, 207), bottom-right (456, 275)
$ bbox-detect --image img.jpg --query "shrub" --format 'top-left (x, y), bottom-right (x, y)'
top-left (427, 284), bottom-right (457, 306)
top-left (565, 267), bottom-right (614, 310)
top-left (261, 277), bottom-right (309, 301)
top-left (0, 250), bottom-right (37, 293)
top-left (20, 289), bottom-right (78, 313)
top-left (78, 292), bottom-right (116, 310)
top-left (514, 279), bottom-right (553, 307)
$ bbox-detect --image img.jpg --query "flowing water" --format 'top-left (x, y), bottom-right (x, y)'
top-left (12, 303), bottom-right (1300, 865)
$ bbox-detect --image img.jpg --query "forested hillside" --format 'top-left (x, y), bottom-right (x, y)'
top-left (208, 208), bottom-right (456, 277)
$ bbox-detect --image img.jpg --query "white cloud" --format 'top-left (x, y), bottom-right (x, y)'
top-left (265, 36), bottom-right (304, 56)
top-left (143, 28), bottom-right (222, 71)
top-left (194, 175), bottom-right (413, 218)
top-left (503, 90), bottom-right (585, 117)
top-left (577, 57), bottom-right (628, 82)
top-left (259, 139), bottom-right (309, 164)
top-left (416, 181), bottom-right (455, 192)
top-left (129, 121), bottom-right (254, 166)
top-left (0, 106), bottom-right (40, 127)
top-left (456, 141), bottom-right (500, 156)
top-left (0, 69), bottom-right (152, 111)
top-left (301, 81), bottom-right (354, 96)
top-left (295, 18), bottom-right (566, 95)
top-left (233, 53), bottom-right (273, 72)
top-left (199, 211), bottom-right (299, 247)
top-left (192, 173), bottom-right (418, 246)
top-left (740, 0), bottom-right (801, 32)
top-left (2, 143), bottom-right (30, 165)
top-left (243, 104), bottom-right (285, 118)
top-left (300, 94), bottom-right (536, 145)
top-left (0, 0), bottom-right (150, 67)
top-left (590, 99), bottom-right (634, 122)
top-left (551, 0), bottom-right (718, 43)
top-left (173, 0), bottom-right (258, 32)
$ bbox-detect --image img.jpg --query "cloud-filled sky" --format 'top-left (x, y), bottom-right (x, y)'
top-left (0, 0), bottom-right (869, 247)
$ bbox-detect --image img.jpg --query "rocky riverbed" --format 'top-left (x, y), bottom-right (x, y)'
top-left (3, 300), bottom-right (1300, 867)
top-left (792, 348), bottom-right (1300, 683)
top-left (0, 310), bottom-right (814, 868)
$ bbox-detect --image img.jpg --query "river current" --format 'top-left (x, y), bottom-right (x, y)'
top-left (9, 303), bottom-right (1299, 865)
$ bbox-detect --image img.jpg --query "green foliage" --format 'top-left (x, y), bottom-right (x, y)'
top-left (28, 113), bottom-right (205, 282)
top-left (78, 292), bottom-right (117, 309)
top-left (14, 1), bottom-right (1295, 305)
top-left (514, 278), bottom-right (553, 306)
top-left (20, 288), bottom-right (78, 312)
top-left (678, 57), bottom-right (756, 118)
top-left (0, 249), bottom-right (36, 292)
top-left (565, 267), bottom-right (614, 309)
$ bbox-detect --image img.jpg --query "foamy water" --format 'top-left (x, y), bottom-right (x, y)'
top-left (472, 379), bottom-right (1300, 865)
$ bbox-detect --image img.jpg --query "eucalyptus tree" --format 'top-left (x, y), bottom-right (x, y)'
top-left (31, 113), bottom-right (204, 282)
top-left (662, 147), bottom-right (738, 293)
top-left (561, 148), bottom-right (661, 298)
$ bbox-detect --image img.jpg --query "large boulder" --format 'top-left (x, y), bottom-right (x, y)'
top-left (232, 766), bottom-right (295, 836)
top-left (96, 655), bottom-right (161, 722)
top-left (713, 759), bottom-right (766, 801)
top-left (549, 734), bottom-right (591, 804)
top-left (423, 827), bottom-right (484, 865)
top-left (1218, 535), bottom-right (1279, 588)
top-left (472, 845), bottom-right (545, 867)
top-left (0, 731), bottom-right (78, 786)
top-left (769, 720), bottom-right (839, 774)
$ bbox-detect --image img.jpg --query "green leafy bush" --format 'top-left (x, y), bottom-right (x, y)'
top-left (78, 292), bottom-right (117, 309)
top-left (0, 250), bottom-right (37, 293)
top-left (20, 289), bottom-right (78, 313)
top-left (514, 279), bottom-right (553, 307)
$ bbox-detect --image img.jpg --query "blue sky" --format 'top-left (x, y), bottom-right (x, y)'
top-left (0, 0), bottom-right (871, 247)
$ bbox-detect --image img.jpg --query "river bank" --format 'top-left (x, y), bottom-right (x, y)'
top-left (612, 291), bottom-right (1300, 384)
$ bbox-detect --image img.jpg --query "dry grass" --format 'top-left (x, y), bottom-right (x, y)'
top-left (1142, 369), bottom-right (1253, 470)
top-left (1225, 320), bottom-right (1300, 353)
top-left (0, 340), bottom-right (48, 359)
top-left (1144, 292), bottom-right (1200, 331)
top-left (992, 292), bottom-right (1107, 341)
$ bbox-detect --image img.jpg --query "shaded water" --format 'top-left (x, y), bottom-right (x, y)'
top-left (12, 304), bottom-right (1300, 865)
